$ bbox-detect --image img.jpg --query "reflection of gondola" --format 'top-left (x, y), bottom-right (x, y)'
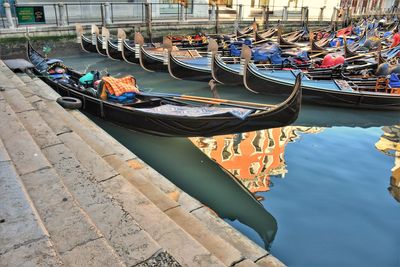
top-left (87, 116), bottom-right (278, 250)
top-left (375, 125), bottom-right (400, 202)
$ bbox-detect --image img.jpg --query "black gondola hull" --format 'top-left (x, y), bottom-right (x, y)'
top-left (212, 55), bottom-right (243, 85)
top-left (107, 40), bottom-right (123, 61)
top-left (244, 64), bottom-right (400, 110)
top-left (96, 37), bottom-right (108, 56)
top-left (139, 46), bottom-right (168, 72)
top-left (122, 40), bottom-right (139, 64)
top-left (168, 54), bottom-right (212, 82)
top-left (81, 35), bottom-right (98, 53)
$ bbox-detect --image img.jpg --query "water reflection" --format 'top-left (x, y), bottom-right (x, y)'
top-left (375, 125), bottom-right (400, 203)
top-left (191, 127), bottom-right (323, 194)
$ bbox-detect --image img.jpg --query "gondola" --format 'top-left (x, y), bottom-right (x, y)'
top-left (277, 24), bottom-right (308, 48)
top-left (254, 28), bottom-right (277, 42)
top-left (243, 60), bottom-right (400, 110)
top-left (103, 27), bottom-right (124, 61)
top-left (27, 41), bottom-right (302, 137)
top-left (75, 24), bottom-right (98, 54)
top-left (95, 25), bottom-right (108, 56)
top-left (167, 39), bottom-right (219, 82)
top-left (211, 44), bottom-right (252, 85)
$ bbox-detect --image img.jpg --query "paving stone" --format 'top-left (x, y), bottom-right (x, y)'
top-left (165, 206), bottom-right (243, 266)
top-left (52, 101), bottom-right (136, 161)
top-left (16, 110), bottom-right (61, 149)
top-left (192, 206), bottom-right (269, 262)
top-left (0, 138), bottom-right (11, 162)
top-left (42, 144), bottom-right (161, 265)
top-left (0, 161), bottom-right (47, 255)
top-left (2, 88), bottom-right (36, 113)
top-left (234, 259), bottom-right (259, 267)
top-left (257, 255), bottom-right (286, 267)
top-left (21, 168), bottom-right (101, 254)
top-left (33, 100), bottom-right (72, 135)
top-left (102, 176), bottom-right (224, 267)
top-left (110, 157), bottom-right (179, 212)
top-left (55, 131), bottom-right (118, 182)
top-left (0, 103), bottom-right (51, 175)
top-left (0, 237), bottom-right (63, 267)
top-left (60, 237), bottom-right (125, 267)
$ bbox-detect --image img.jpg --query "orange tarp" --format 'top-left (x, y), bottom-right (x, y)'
top-left (102, 76), bottom-right (139, 96)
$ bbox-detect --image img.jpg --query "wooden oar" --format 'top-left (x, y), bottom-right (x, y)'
top-left (171, 97), bottom-right (270, 110)
top-left (138, 92), bottom-right (273, 109)
top-left (176, 95), bottom-right (274, 108)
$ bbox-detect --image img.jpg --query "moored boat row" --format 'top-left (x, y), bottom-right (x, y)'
top-left (69, 18), bottom-right (400, 122)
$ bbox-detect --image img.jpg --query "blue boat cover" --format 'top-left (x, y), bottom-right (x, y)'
top-left (389, 73), bottom-right (400, 88)
top-left (182, 57), bottom-right (209, 66)
top-left (107, 92), bottom-right (136, 103)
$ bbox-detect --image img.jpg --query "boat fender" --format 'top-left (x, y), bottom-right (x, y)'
top-left (56, 97), bottom-right (82, 109)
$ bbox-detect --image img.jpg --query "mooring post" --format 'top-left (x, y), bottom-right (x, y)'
top-left (58, 2), bottom-right (67, 26)
top-left (282, 6), bottom-right (288, 22)
top-left (261, 5), bottom-right (266, 28)
top-left (331, 7), bottom-right (338, 24)
top-left (319, 6), bottom-right (325, 22)
top-left (303, 6), bottom-right (309, 25)
top-left (3, 2), bottom-right (15, 29)
top-left (215, 3), bottom-right (219, 34)
top-left (210, 2), bottom-right (216, 21)
top-left (179, 2), bottom-right (186, 22)
top-left (238, 4), bottom-right (243, 21)
top-left (104, 2), bottom-right (112, 25)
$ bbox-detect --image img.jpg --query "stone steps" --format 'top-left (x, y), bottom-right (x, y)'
top-left (0, 93), bottom-right (127, 266)
top-left (0, 62), bottom-right (226, 266)
top-left (0, 138), bottom-right (63, 267)
top-left (0, 58), bottom-right (285, 266)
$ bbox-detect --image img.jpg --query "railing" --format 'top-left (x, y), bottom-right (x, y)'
top-left (3, 2), bottom-right (392, 29)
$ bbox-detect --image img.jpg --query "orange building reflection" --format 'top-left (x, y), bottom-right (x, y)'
top-left (375, 125), bottom-right (400, 203)
top-left (190, 126), bottom-right (323, 194)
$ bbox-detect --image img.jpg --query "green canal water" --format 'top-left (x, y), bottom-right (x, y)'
top-left (60, 51), bottom-right (400, 266)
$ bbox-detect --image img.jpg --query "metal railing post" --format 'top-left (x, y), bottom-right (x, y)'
top-left (238, 4), bottom-right (243, 21)
top-left (319, 6), bottom-right (325, 22)
top-left (215, 3), bottom-right (219, 34)
top-left (282, 6), bottom-right (288, 22)
top-left (53, 4), bottom-right (59, 26)
top-left (145, 3), bottom-right (152, 42)
top-left (111, 3), bottom-right (114, 23)
top-left (104, 2), bottom-right (112, 25)
top-left (210, 2), bottom-right (216, 21)
top-left (180, 2), bottom-right (186, 22)
top-left (100, 3), bottom-right (104, 26)
top-left (65, 4), bottom-right (69, 25)
top-left (58, 2), bottom-right (66, 26)
top-left (3, 2), bottom-right (14, 28)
